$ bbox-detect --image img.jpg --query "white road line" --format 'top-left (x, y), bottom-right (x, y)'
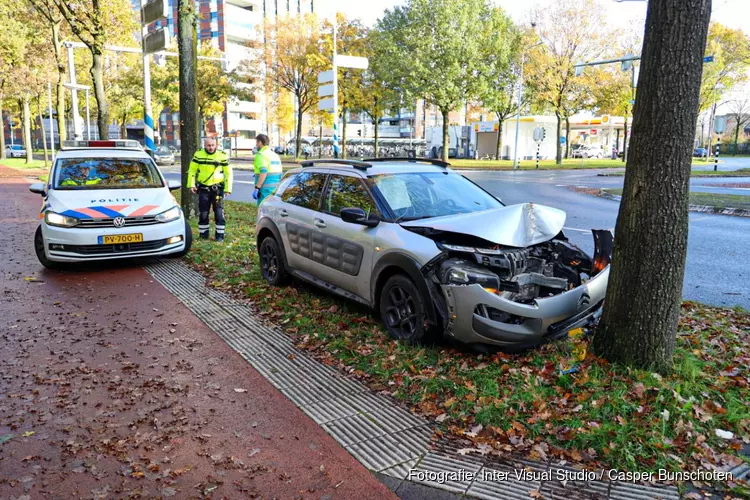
top-left (563, 226), bottom-right (591, 233)
top-left (555, 184), bottom-right (568, 187)
top-left (235, 180), bottom-right (255, 185)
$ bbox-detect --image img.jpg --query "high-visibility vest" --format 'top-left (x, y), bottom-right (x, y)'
top-left (187, 149), bottom-right (233, 192)
top-left (60, 177), bottom-right (102, 186)
top-left (253, 146), bottom-right (282, 192)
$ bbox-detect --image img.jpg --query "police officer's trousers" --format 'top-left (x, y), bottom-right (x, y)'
top-left (198, 184), bottom-right (225, 238)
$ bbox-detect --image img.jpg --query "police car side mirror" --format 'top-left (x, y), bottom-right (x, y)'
top-left (29, 182), bottom-right (46, 196)
top-left (167, 180), bottom-right (181, 191)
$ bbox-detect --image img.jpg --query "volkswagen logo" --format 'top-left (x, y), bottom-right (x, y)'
top-left (112, 217), bottom-right (126, 228)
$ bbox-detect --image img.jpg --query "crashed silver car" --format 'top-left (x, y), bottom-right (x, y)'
top-left (256, 158), bottom-right (612, 351)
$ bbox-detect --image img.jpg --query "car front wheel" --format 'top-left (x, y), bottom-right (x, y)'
top-left (34, 226), bottom-right (64, 270)
top-left (380, 274), bottom-right (429, 343)
top-left (259, 236), bottom-right (289, 286)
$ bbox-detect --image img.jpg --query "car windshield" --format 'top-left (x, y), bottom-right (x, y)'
top-left (370, 171), bottom-right (502, 221)
top-left (156, 146), bottom-right (171, 154)
top-left (10, 145), bottom-right (24, 150)
top-left (54, 158), bottom-right (164, 190)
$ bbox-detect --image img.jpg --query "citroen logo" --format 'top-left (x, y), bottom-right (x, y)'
top-left (113, 217), bottom-right (126, 228)
top-left (577, 292), bottom-right (591, 311)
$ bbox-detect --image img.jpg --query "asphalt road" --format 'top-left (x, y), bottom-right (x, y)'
top-left (161, 165), bottom-right (750, 310)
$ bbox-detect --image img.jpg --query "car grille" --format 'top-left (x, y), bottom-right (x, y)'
top-left (77, 216), bottom-right (159, 228)
top-left (50, 239), bottom-right (168, 255)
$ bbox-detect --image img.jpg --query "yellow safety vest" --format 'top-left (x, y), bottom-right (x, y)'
top-left (187, 149), bottom-right (233, 192)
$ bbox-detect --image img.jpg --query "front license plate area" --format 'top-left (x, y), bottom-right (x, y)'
top-left (98, 233), bottom-right (144, 245)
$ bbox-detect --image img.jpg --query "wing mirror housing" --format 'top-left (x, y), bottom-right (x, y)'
top-left (340, 207), bottom-right (380, 228)
top-left (29, 182), bottom-right (46, 195)
top-left (167, 180), bottom-right (181, 191)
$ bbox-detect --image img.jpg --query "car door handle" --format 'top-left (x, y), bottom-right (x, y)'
top-left (279, 209), bottom-right (288, 217)
top-left (313, 218), bottom-right (327, 228)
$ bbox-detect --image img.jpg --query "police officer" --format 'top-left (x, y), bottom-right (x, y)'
top-left (252, 134), bottom-right (282, 205)
top-left (187, 137), bottom-right (233, 242)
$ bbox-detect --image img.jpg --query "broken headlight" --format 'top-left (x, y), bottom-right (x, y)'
top-left (445, 263), bottom-right (500, 290)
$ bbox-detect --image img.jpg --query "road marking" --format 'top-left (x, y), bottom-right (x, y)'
top-left (563, 226), bottom-right (590, 233)
top-left (235, 180), bottom-right (255, 185)
top-left (555, 184), bottom-right (568, 187)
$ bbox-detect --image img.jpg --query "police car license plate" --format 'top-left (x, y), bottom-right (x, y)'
top-left (98, 233), bottom-right (144, 244)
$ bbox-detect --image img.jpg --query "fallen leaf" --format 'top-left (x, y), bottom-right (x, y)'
top-left (435, 413), bottom-right (448, 423)
top-left (530, 489), bottom-right (543, 498)
top-left (234, 388), bottom-right (247, 393)
top-left (715, 429), bottom-right (734, 440)
top-left (22, 431), bottom-right (34, 437)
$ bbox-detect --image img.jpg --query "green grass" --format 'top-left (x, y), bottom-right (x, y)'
top-left (604, 188), bottom-right (750, 210)
top-left (180, 199), bottom-right (749, 484)
top-left (0, 157), bottom-right (50, 170)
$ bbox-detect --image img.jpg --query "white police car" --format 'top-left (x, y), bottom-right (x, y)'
top-left (29, 140), bottom-right (191, 269)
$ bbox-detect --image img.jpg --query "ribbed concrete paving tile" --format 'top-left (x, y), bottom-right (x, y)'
top-left (411, 452), bottom-right (482, 494)
top-left (347, 426), bottom-right (434, 472)
top-left (301, 398), bottom-right (361, 424)
top-left (609, 481), bottom-right (679, 500)
top-left (322, 413), bottom-right (390, 446)
top-left (542, 463), bottom-right (610, 499)
top-left (380, 458), bottom-right (421, 480)
top-left (467, 464), bottom-right (543, 500)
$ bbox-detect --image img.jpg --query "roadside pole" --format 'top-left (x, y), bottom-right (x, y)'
top-left (48, 82), bottom-right (55, 158)
top-left (64, 43), bottom-right (82, 140)
top-left (333, 21), bottom-right (339, 158)
top-left (715, 136), bottom-right (720, 171)
top-left (141, 0), bottom-right (155, 152)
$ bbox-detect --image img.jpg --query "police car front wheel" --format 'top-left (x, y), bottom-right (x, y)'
top-left (34, 226), bottom-right (64, 270)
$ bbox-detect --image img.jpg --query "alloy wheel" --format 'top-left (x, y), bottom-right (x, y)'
top-left (384, 285), bottom-right (418, 338)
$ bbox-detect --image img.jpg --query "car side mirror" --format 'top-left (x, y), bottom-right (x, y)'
top-left (29, 182), bottom-right (46, 195)
top-left (167, 180), bottom-right (181, 191)
top-left (341, 207), bottom-right (379, 228)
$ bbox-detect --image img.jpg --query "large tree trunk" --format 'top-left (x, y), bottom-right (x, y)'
top-left (622, 104), bottom-right (629, 162)
top-left (341, 107), bottom-right (347, 159)
top-left (0, 94), bottom-right (6, 161)
top-left (38, 97), bottom-right (49, 168)
top-left (593, 0), bottom-right (711, 372)
top-left (555, 110), bottom-right (562, 165)
top-left (733, 122), bottom-right (741, 155)
top-left (295, 99), bottom-right (303, 159)
top-left (178, 0), bottom-right (199, 218)
top-left (21, 97), bottom-right (33, 164)
top-left (495, 113), bottom-right (503, 160)
top-left (90, 50), bottom-right (109, 140)
top-left (441, 107), bottom-right (449, 162)
top-left (52, 21), bottom-right (66, 145)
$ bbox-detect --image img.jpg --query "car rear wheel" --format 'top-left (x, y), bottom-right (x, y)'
top-left (34, 226), bottom-right (64, 270)
top-left (259, 236), bottom-right (289, 286)
top-left (380, 274), bottom-right (428, 343)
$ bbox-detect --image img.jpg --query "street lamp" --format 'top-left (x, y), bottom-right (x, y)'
top-left (64, 83), bottom-right (91, 140)
top-left (513, 40), bottom-right (544, 169)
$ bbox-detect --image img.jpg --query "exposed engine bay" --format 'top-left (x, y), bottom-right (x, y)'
top-left (408, 227), bottom-right (613, 305)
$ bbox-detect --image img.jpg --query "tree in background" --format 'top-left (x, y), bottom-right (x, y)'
top-left (196, 44), bottom-right (250, 135)
top-left (475, 8), bottom-right (521, 160)
top-left (150, 55), bottom-right (180, 143)
top-left (267, 90), bottom-right (295, 144)
top-left (27, 0), bottom-right (69, 145)
top-left (726, 97), bottom-right (750, 154)
top-left (0, 2), bottom-right (28, 160)
top-left (108, 58), bottom-right (143, 139)
top-left (51, 0), bottom-right (138, 139)
top-left (593, 0), bottom-right (712, 371)
top-left (530, 0), bottom-right (607, 165)
top-left (244, 13), bottom-right (327, 158)
top-left (375, 0), bottom-right (500, 162)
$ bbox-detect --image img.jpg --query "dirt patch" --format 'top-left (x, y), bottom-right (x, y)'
top-left (0, 165), bottom-right (46, 179)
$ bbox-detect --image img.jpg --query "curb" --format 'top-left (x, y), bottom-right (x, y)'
top-left (595, 190), bottom-right (750, 218)
top-left (144, 259), bottom-right (690, 500)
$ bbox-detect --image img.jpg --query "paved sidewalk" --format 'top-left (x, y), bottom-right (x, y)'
top-left (0, 172), bottom-right (395, 499)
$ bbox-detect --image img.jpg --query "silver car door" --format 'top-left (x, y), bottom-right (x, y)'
top-left (277, 171), bottom-right (327, 274)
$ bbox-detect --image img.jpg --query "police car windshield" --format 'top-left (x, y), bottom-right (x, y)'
top-left (54, 158), bottom-right (164, 190)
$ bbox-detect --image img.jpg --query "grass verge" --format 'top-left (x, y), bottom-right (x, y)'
top-left (183, 201), bottom-right (749, 492)
top-left (0, 157), bottom-right (50, 170)
top-left (605, 188), bottom-right (750, 210)
top-left (601, 168), bottom-right (750, 178)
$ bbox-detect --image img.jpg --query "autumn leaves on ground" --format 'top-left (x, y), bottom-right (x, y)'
top-left (187, 200), bottom-right (750, 495)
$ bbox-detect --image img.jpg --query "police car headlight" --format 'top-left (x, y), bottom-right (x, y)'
top-left (155, 206), bottom-right (181, 223)
top-left (45, 211), bottom-right (80, 228)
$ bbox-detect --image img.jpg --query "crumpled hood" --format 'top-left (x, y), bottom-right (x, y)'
top-left (47, 188), bottom-right (174, 219)
top-left (400, 203), bottom-right (567, 248)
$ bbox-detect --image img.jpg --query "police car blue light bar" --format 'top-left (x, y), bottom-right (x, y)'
top-left (61, 140), bottom-right (143, 149)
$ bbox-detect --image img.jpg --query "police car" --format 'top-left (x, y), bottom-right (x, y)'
top-left (28, 140), bottom-right (192, 269)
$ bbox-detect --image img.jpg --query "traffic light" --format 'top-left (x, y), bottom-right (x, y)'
top-left (357, 130), bottom-right (362, 137)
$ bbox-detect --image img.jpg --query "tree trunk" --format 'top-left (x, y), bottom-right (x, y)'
top-left (593, 0), bottom-right (711, 372)
top-left (0, 94), bottom-right (6, 161)
top-left (90, 50), bottom-right (109, 140)
top-left (495, 112), bottom-right (503, 160)
top-left (622, 104), bottom-right (629, 162)
top-left (555, 110), bottom-right (562, 165)
top-left (734, 122), bottom-right (740, 155)
top-left (373, 113), bottom-right (380, 158)
top-left (341, 107), bottom-right (347, 160)
top-left (21, 97), bottom-right (33, 164)
top-left (441, 107), bottom-right (449, 162)
top-left (178, 0), bottom-right (199, 218)
top-left (121, 115), bottom-right (128, 140)
top-left (565, 117), bottom-right (571, 159)
top-left (52, 21), bottom-right (66, 145)
top-left (38, 97), bottom-right (49, 168)
top-left (295, 99), bottom-right (303, 159)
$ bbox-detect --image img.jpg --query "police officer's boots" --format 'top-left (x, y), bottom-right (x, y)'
top-left (200, 230), bottom-right (210, 240)
top-left (215, 232), bottom-right (224, 243)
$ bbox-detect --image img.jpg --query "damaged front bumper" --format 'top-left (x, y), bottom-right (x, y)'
top-left (440, 265), bottom-right (609, 348)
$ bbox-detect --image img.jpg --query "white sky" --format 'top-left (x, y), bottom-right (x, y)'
top-left (316, 0), bottom-right (750, 33)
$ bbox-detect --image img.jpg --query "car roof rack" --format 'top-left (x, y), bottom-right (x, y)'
top-left (300, 159), bottom-right (373, 170)
top-left (363, 157), bottom-right (451, 168)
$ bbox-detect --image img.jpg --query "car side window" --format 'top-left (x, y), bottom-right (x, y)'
top-left (325, 175), bottom-right (377, 217)
top-left (280, 172), bottom-right (326, 210)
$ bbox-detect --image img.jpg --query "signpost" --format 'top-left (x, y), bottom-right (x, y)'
top-left (533, 127), bottom-right (546, 169)
top-left (714, 115), bottom-right (727, 172)
top-left (140, 0), bottom-right (170, 153)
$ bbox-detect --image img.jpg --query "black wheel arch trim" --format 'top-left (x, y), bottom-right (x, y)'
top-left (371, 253), bottom-right (440, 326)
top-left (256, 217), bottom-right (289, 267)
